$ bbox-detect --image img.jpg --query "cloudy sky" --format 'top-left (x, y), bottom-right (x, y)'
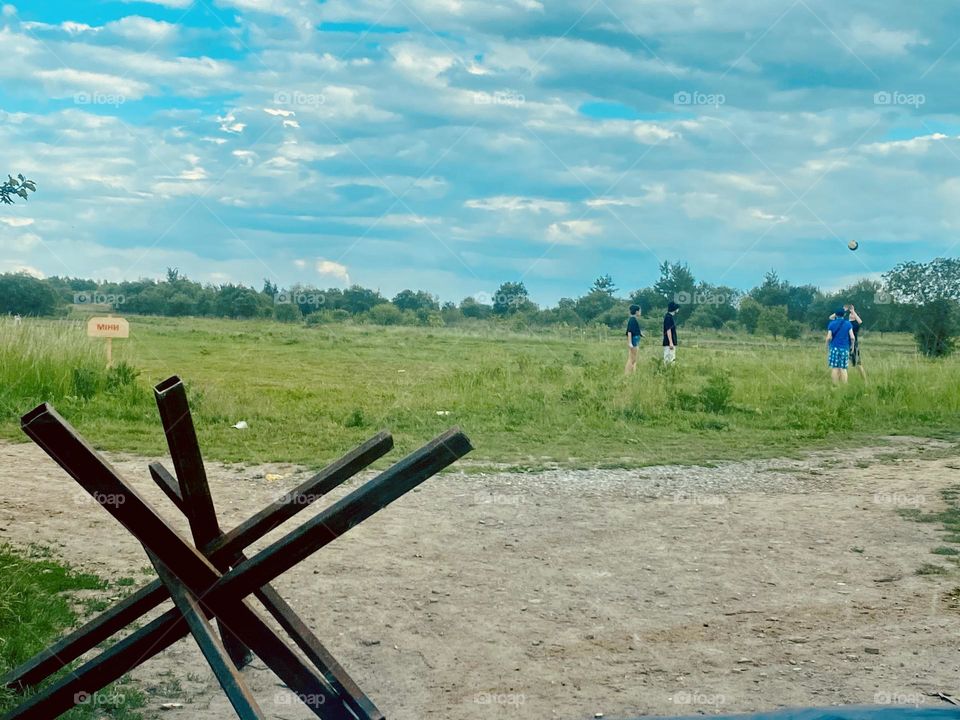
top-left (1, 0), bottom-right (958, 304)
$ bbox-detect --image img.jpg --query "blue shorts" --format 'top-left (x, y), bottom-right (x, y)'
top-left (630, 335), bottom-right (640, 348)
top-left (828, 346), bottom-right (849, 369)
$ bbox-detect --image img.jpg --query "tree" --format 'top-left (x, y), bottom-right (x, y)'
top-left (1, 174), bottom-right (37, 204)
top-left (369, 303), bottom-right (405, 325)
top-left (784, 284), bottom-right (818, 322)
top-left (884, 258), bottom-right (960, 304)
top-left (653, 262), bottom-right (696, 305)
top-left (751, 270), bottom-right (790, 308)
top-left (460, 296), bottom-right (491, 319)
top-left (574, 291), bottom-right (616, 324)
top-left (215, 284), bottom-right (262, 318)
top-left (738, 297), bottom-right (763, 333)
top-left (885, 258), bottom-right (960, 357)
top-left (340, 285), bottom-right (386, 314)
top-left (589, 274), bottom-right (617, 296)
top-left (392, 289), bottom-right (439, 313)
top-left (492, 281), bottom-right (530, 316)
top-left (0, 273), bottom-right (59, 315)
top-left (913, 299), bottom-right (959, 357)
top-left (756, 305), bottom-right (789, 337)
top-left (628, 287), bottom-right (662, 317)
top-left (262, 278), bottom-right (278, 298)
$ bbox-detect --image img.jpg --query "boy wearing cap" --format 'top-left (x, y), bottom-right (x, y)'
top-left (663, 301), bottom-right (680, 365)
top-left (625, 304), bottom-right (643, 374)
top-left (826, 308), bottom-right (855, 384)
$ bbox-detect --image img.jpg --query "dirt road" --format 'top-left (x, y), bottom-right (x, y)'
top-left (1, 436), bottom-right (957, 719)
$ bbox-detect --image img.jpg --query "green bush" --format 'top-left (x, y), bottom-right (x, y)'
top-left (106, 361), bottom-right (140, 391)
top-left (699, 373), bottom-right (734, 413)
top-left (914, 299), bottom-right (958, 357)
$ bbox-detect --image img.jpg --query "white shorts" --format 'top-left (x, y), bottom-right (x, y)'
top-left (663, 346), bottom-right (676, 364)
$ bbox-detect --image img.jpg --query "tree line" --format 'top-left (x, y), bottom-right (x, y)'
top-left (2, 258), bottom-right (957, 356)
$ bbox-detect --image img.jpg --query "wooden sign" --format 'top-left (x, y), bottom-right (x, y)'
top-left (86, 317), bottom-right (129, 339)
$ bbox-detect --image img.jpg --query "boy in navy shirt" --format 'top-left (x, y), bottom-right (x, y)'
top-left (663, 301), bottom-right (680, 364)
top-left (625, 304), bottom-right (642, 374)
top-left (844, 304), bottom-right (867, 382)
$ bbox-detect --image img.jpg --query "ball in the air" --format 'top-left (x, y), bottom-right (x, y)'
top-left (848, 240), bottom-right (859, 251)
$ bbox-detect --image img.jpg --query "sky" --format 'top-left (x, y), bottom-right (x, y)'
top-left (1, 0), bottom-right (959, 305)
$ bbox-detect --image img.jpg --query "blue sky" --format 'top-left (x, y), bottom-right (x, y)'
top-left (1, 0), bottom-right (958, 304)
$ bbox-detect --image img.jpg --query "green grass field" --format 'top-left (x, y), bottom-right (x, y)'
top-left (0, 545), bottom-right (145, 718)
top-left (1, 315), bottom-right (958, 470)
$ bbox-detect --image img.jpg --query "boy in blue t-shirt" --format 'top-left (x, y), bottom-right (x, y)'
top-left (825, 308), bottom-right (855, 384)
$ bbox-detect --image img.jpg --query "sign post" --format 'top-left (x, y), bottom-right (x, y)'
top-left (86, 316), bottom-right (129, 368)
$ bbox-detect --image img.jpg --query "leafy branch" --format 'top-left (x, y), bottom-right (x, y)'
top-left (1, 173), bottom-right (38, 205)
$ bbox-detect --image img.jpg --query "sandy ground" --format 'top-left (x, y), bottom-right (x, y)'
top-left (1, 436), bottom-right (959, 720)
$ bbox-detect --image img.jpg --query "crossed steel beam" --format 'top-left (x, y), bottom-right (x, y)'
top-left (2, 376), bottom-right (472, 720)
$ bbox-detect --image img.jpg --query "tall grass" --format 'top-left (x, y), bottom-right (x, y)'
top-left (0, 319), bottom-right (106, 416)
top-left (0, 318), bottom-right (141, 431)
top-left (0, 315), bottom-right (957, 467)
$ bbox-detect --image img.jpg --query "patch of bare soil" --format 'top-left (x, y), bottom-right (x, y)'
top-left (0, 436), bottom-right (958, 719)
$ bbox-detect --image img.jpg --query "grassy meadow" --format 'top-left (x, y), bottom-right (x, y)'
top-left (0, 544), bottom-right (145, 718)
top-left (0, 314), bottom-right (958, 470)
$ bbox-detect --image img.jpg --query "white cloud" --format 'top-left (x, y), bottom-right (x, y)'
top-left (846, 17), bottom-right (927, 56)
top-left (0, 262), bottom-right (44, 278)
top-left (106, 16), bottom-right (178, 42)
top-left (36, 68), bottom-right (150, 99)
top-left (217, 113), bottom-right (246, 133)
top-left (316, 259), bottom-right (350, 284)
top-left (545, 219), bottom-right (602, 245)
top-left (120, 0), bottom-right (192, 6)
top-left (465, 196), bottom-right (569, 214)
top-left (862, 133), bottom-right (949, 155)
top-left (0, 216), bottom-right (34, 227)
top-left (264, 108), bottom-right (296, 117)
top-left (586, 184), bottom-right (668, 207)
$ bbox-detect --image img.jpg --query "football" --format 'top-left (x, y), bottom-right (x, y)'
top-left (848, 240), bottom-right (859, 251)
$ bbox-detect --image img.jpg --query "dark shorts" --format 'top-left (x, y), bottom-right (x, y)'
top-left (850, 338), bottom-right (861, 366)
top-left (630, 335), bottom-right (640, 348)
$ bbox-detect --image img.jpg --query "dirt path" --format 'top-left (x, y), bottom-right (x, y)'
top-left (1, 437), bottom-right (958, 719)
